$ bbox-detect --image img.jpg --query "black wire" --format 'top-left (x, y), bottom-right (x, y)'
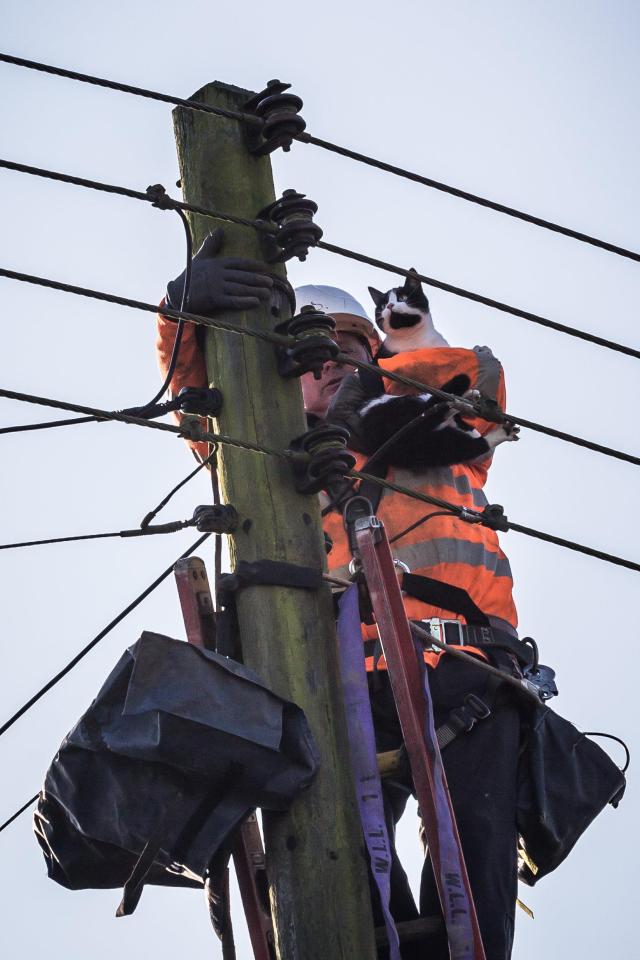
top-left (0, 386), bottom-right (291, 460)
top-left (3, 158), bottom-right (640, 362)
top-left (0, 518), bottom-right (195, 552)
top-left (349, 467), bottom-right (640, 573)
top-left (0, 159), bottom-right (272, 233)
top-left (2, 266), bottom-right (639, 468)
top-left (299, 134), bottom-right (640, 263)
top-left (141, 449), bottom-right (218, 528)
top-left (0, 532), bottom-right (211, 739)
top-left (142, 207), bottom-right (193, 408)
top-left (2, 54), bottom-right (638, 263)
top-left (506, 519), bottom-right (640, 572)
top-left (582, 732), bottom-right (631, 773)
top-left (0, 53), bottom-right (262, 126)
top-left (388, 511), bottom-right (458, 545)
top-left (2, 382), bottom-right (638, 574)
top-left (0, 794), bottom-right (39, 834)
top-left (317, 240), bottom-right (640, 361)
top-left (0, 415), bottom-right (95, 434)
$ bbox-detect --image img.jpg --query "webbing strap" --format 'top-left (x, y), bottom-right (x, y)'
top-left (402, 572), bottom-right (490, 626)
top-left (356, 519), bottom-right (486, 960)
top-left (337, 585), bottom-right (401, 960)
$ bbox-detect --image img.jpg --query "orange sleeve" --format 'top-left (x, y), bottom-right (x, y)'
top-left (156, 300), bottom-right (210, 461)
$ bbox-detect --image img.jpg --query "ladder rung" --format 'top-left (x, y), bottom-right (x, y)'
top-left (375, 916), bottom-right (443, 947)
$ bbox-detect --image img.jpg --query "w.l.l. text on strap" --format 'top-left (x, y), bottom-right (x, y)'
top-left (337, 585), bottom-right (401, 960)
top-left (355, 516), bottom-right (486, 960)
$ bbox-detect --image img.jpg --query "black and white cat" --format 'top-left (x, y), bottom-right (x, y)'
top-left (355, 272), bottom-right (518, 468)
top-left (369, 269), bottom-right (449, 354)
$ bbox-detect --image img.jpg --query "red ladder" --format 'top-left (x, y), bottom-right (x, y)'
top-left (174, 557), bottom-right (275, 960)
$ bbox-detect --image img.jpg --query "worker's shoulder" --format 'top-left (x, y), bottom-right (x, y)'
top-left (472, 344), bottom-right (499, 361)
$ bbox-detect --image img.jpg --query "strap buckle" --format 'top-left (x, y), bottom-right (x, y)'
top-left (423, 617), bottom-right (465, 649)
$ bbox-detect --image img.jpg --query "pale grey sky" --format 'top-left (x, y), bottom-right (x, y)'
top-left (1, 2), bottom-right (638, 957)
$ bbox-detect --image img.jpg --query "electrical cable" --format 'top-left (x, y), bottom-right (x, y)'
top-left (0, 386), bottom-right (292, 460)
top-left (140, 206), bottom-right (192, 408)
top-left (2, 54), bottom-right (638, 263)
top-left (316, 240), bottom-right (640, 360)
top-left (298, 133), bottom-right (640, 263)
top-left (2, 266), bottom-right (639, 467)
top-left (0, 53), bottom-right (262, 126)
top-left (0, 414), bottom-right (95, 434)
top-left (0, 794), bottom-right (39, 834)
top-left (348, 467), bottom-right (640, 572)
top-left (0, 532), bottom-right (211, 740)
top-left (3, 156), bottom-right (639, 360)
top-left (140, 448), bottom-right (218, 527)
top-left (0, 517), bottom-right (198, 552)
top-left (388, 511), bottom-right (459, 545)
top-left (1, 383), bottom-right (638, 573)
top-left (0, 158), bottom-right (271, 233)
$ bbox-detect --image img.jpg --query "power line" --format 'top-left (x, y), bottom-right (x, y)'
top-left (0, 415), bottom-right (95, 434)
top-left (0, 52), bottom-right (262, 126)
top-left (0, 532), bottom-right (211, 739)
top-left (317, 240), bottom-right (640, 360)
top-left (299, 133), bottom-right (640, 263)
top-left (0, 158), bottom-right (271, 233)
top-left (2, 267), bottom-right (639, 467)
top-left (140, 449), bottom-right (218, 527)
top-left (1, 383), bottom-right (638, 573)
top-left (3, 156), bottom-right (640, 361)
top-left (0, 794), bottom-right (39, 834)
top-left (2, 52), bottom-right (639, 263)
top-left (0, 517), bottom-right (199, 552)
top-left (347, 468), bottom-right (640, 573)
top-left (0, 385), bottom-right (292, 460)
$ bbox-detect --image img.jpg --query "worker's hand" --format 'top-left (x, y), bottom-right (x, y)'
top-left (325, 373), bottom-right (371, 452)
top-left (166, 228), bottom-right (273, 314)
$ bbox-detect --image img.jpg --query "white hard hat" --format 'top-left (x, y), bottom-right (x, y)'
top-left (294, 285), bottom-right (379, 350)
top-left (295, 285), bottom-right (370, 319)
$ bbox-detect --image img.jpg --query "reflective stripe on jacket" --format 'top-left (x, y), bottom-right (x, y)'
top-left (324, 345), bottom-right (517, 669)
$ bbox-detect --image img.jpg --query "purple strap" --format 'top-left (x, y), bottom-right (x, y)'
top-left (414, 639), bottom-right (479, 959)
top-left (337, 585), bottom-right (401, 960)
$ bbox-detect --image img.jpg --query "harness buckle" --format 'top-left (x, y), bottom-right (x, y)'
top-left (423, 617), bottom-right (465, 649)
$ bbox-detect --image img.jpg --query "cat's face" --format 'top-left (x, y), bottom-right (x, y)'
top-left (368, 271), bottom-right (430, 338)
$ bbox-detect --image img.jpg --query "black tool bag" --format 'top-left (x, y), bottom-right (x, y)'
top-left (517, 703), bottom-right (626, 886)
top-left (34, 631), bottom-right (318, 913)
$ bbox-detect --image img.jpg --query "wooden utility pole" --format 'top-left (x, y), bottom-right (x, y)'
top-left (173, 83), bottom-right (376, 960)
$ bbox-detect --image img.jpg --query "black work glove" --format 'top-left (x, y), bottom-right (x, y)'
top-left (166, 228), bottom-right (273, 314)
top-left (325, 372), bottom-right (372, 453)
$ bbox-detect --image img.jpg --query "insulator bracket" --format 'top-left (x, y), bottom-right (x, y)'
top-left (243, 80), bottom-right (306, 155)
top-left (258, 189), bottom-right (323, 263)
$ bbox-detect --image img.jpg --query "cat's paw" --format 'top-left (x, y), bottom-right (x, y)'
top-left (486, 423), bottom-right (520, 448)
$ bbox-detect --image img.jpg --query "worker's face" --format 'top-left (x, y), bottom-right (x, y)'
top-left (301, 330), bottom-right (372, 417)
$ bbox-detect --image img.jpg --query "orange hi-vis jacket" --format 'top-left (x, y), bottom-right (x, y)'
top-left (156, 303), bottom-right (210, 462)
top-left (323, 346), bottom-right (518, 670)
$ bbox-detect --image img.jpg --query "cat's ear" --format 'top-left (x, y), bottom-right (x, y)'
top-left (402, 269), bottom-right (422, 292)
top-left (368, 286), bottom-right (386, 308)
top-left (403, 269), bottom-right (429, 310)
